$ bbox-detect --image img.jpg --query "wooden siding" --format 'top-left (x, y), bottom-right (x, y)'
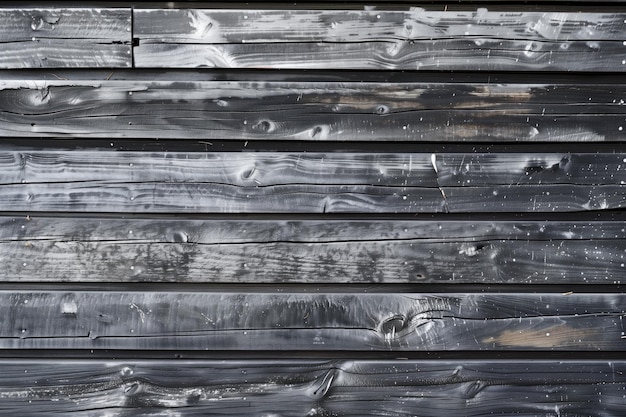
top-left (0, 2), bottom-right (625, 415)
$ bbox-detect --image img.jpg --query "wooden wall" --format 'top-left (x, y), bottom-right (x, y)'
top-left (0, 1), bottom-right (625, 415)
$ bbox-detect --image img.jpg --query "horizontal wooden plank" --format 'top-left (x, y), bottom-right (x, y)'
top-left (0, 41), bottom-right (131, 69)
top-left (0, 9), bottom-right (131, 41)
top-left (134, 9), bottom-right (626, 71)
top-left (135, 39), bottom-right (626, 71)
top-left (0, 360), bottom-right (623, 416)
top-left (0, 9), bottom-right (131, 68)
top-left (2, 216), bottom-right (625, 284)
top-left (4, 150), bottom-right (625, 186)
top-left (0, 291), bottom-right (623, 350)
top-left (0, 150), bottom-right (623, 213)
top-left (1, 79), bottom-right (625, 141)
top-left (136, 9), bottom-right (626, 43)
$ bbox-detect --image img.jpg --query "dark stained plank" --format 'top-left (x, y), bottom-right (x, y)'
top-left (2, 79), bottom-right (626, 142)
top-left (0, 149), bottom-right (624, 213)
top-left (0, 360), bottom-right (624, 416)
top-left (0, 9), bottom-right (131, 68)
top-left (134, 9), bottom-right (626, 71)
top-left (0, 291), bottom-right (623, 350)
top-left (2, 216), bottom-right (626, 284)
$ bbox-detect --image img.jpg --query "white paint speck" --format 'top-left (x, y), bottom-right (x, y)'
top-left (61, 301), bottom-right (77, 315)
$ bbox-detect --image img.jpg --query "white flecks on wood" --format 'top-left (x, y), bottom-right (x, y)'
top-left (134, 9), bottom-right (626, 71)
top-left (0, 9), bottom-right (132, 68)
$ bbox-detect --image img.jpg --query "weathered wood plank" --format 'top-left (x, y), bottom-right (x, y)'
top-left (136, 39), bottom-right (626, 72)
top-left (134, 9), bottom-right (626, 71)
top-left (2, 216), bottom-right (625, 284)
top-left (5, 150), bottom-right (625, 186)
top-left (0, 291), bottom-right (623, 350)
top-left (0, 9), bottom-right (131, 68)
top-left (2, 79), bottom-right (625, 141)
top-left (0, 359), bottom-right (623, 416)
top-left (135, 9), bottom-right (626, 43)
top-left (0, 150), bottom-right (623, 213)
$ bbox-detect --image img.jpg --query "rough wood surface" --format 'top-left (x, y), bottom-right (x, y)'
top-left (0, 9), bottom-right (131, 68)
top-left (0, 359), bottom-right (623, 416)
top-left (2, 216), bottom-right (625, 284)
top-left (134, 9), bottom-right (626, 71)
top-left (1, 79), bottom-right (625, 142)
top-left (0, 149), bottom-right (623, 213)
top-left (0, 291), bottom-right (623, 350)
top-left (1, 2), bottom-right (625, 415)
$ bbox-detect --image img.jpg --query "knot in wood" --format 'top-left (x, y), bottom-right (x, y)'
top-left (380, 314), bottom-right (406, 339)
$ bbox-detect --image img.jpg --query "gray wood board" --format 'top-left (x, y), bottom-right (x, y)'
top-left (0, 360), bottom-right (623, 416)
top-left (135, 9), bottom-right (626, 43)
top-left (0, 150), bottom-right (624, 213)
top-left (0, 291), bottom-right (623, 350)
top-left (134, 9), bottom-right (626, 71)
top-left (1, 79), bottom-right (625, 141)
top-left (0, 9), bottom-right (131, 68)
top-left (2, 216), bottom-right (626, 284)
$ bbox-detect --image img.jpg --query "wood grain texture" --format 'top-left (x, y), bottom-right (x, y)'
top-left (2, 216), bottom-right (626, 284)
top-left (0, 291), bottom-right (623, 350)
top-left (0, 149), bottom-right (623, 213)
top-left (134, 9), bottom-right (626, 71)
top-left (2, 79), bottom-right (625, 142)
top-left (0, 360), bottom-right (624, 416)
top-left (0, 9), bottom-right (131, 68)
